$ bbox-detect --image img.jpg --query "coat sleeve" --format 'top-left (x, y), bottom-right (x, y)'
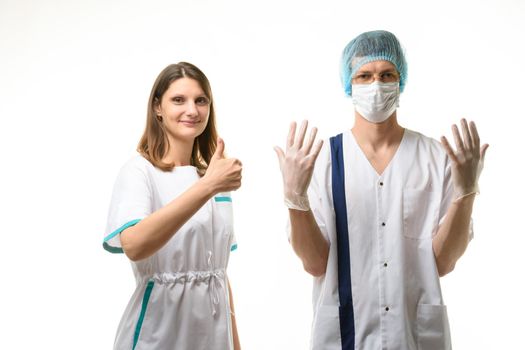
top-left (103, 159), bottom-right (153, 253)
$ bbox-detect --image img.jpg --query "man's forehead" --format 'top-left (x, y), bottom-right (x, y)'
top-left (355, 60), bottom-right (397, 72)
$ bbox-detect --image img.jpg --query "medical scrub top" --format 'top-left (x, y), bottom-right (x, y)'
top-left (103, 155), bottom-right (237, 350)
top-left (305, 129), bottom-right (473, 350)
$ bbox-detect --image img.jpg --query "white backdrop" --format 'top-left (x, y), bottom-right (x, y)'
top-left (1, 0), bottom-right (523, 348)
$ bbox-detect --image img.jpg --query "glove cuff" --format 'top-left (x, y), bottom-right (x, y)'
top-left (454, 184), bottom-right (480, 203)
top-left (284, 193), bottom-right (310, 211)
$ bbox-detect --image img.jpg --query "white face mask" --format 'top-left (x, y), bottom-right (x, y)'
top-left (351, 82), bottom-right (400, 123)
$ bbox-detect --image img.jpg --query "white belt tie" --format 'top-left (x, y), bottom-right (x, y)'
top-left (207, 250), bottom-right (224, 317)
top-left (143, 252), bottom-right (225, 317)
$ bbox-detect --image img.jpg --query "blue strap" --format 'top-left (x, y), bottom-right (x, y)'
top-left (330, 133), bottom-right (355, 349)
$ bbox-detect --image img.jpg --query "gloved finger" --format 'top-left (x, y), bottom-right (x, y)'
top-left (469, 121), bottom-right (480, 150)
top-left (452, 124), bottom-right (465, 154)
top-left (441, 136), bottom-right (460, 164)
top-left (307, 139), bottom-right (324, 165)
top-left (304, 127), bottom-right (318, 154)
top-left (273, 146), bottom-right (285, 169)
top-left (287, 122), bottom-right (297, 150)
top-left (460, 119), bottom-right (473, 150)
top-left (480, 144), bottom-right (489, 161)
top-left (294, 120), bottom-right (308, 149)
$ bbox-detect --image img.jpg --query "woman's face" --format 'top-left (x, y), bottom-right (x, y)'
top-left (352, 60), bottom-right (399, 85)
top-left (155, 77), bottom-right (210, 143)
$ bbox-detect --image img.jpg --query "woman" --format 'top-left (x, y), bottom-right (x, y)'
top-left (103, 62), bottom-right (242, 350)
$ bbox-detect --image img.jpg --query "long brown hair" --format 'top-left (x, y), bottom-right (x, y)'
top-left (138, 62), bottom-right (217, 174)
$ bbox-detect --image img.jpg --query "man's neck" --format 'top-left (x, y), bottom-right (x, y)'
top-left (351, 112), bottom-right (404, 152)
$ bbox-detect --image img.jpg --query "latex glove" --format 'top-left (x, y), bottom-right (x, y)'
top-left (441, 119), bottom-right (489, 201)
top-left (274, 120), bottom-right (324, 211)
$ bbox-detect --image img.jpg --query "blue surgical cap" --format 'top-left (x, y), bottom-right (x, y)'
top-left (340, 30), bottom-right (407, 96)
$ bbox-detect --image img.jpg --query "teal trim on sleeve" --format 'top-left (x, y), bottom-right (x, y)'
top-left (102, 242), bottom-right (123, 254)
top-left (133, 280), bottom-right (155, 350)
top-left (104, 219), bottom-right (141, 242)
top-left (102, 219), bottom-right (141, 254)
top-left (230, 243), bottom-right (238, 252)
top-left (214, 196), bottom-right (232, 202)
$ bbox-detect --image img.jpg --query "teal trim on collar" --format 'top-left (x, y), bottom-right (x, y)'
top-left (102, 219), bottom-right (141, 254)
top-left (230, 243), bottom-right (238, 252)
top-left (214, 196), bottom-right (232, 202)
top-left (133, 280), bottom-right (155, 349)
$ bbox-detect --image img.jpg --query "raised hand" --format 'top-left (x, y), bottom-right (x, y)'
top-left (440, 119), bottom-right (489, 201)
top-left (274, 120), bottom-right (324, 211)
top-left (203, 138), bottom-right (243, 194)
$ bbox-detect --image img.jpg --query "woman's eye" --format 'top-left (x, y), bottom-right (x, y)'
top-left (173, 97), bottom-right (184, 104)
top-left (196, 97), bottom-right (209, 105)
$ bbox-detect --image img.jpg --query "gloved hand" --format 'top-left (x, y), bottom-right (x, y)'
top-left (440, 119), bottom-right (489, 201)
top-left (274, 120), bottom-right (324, 211)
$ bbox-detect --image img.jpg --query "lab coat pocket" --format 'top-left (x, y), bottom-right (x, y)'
top-left (311, 305), bottom-right (342, 350)
top-left (416, 304), bottom-right (451, 350)
top-left (402, 189), bottom-right (439, 239)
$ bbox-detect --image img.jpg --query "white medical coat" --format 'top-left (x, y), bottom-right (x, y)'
top-left (103, 155), bottom-right (236, 350)
top-left (307, 129), bottom-right (472, 350)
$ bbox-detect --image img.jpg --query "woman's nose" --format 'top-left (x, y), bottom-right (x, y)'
top-left (186, 101), bottom-right (198, 116)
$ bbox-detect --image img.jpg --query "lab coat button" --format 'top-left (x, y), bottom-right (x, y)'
top-left (385, 307), bottom-right (390, 311)
top-left (381, 222), bottom-right (386, 226)
top-left (379, 182), bottom-right (384, 186)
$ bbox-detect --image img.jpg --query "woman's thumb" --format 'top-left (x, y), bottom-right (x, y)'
top-left (213, 138), bottom-right (225, 159)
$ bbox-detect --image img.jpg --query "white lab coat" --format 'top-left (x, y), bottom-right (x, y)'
top-left (103, 155), bottom-right (236, 350)
top-left (307, 129), bottom-right (472, 350)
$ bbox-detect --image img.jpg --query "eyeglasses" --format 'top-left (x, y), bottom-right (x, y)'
top-left (352, 71), bottom-right (400, 84)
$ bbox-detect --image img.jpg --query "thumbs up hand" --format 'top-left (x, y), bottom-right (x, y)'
top-left (202, 138), bottom-right (243, 194)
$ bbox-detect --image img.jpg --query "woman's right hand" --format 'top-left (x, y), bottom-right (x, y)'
top-left (202, 138), bottom-right (243, 194)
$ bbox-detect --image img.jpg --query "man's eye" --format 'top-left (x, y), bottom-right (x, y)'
top-left (355, 74), bottom-right (370, 81)
top-left (382, 73), bottom-right (398, 81)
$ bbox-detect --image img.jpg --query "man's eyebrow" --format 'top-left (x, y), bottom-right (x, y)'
top-left (355, 69), bottom-right (397, 74)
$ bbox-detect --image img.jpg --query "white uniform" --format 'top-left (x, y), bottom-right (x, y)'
top-left (103, 155), bottom-right (237, 350)
top-left (306, 129), bottom-right (472, 350)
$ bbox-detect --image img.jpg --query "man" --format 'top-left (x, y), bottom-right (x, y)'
top-left (274, 30), bottom-right (488, 350)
